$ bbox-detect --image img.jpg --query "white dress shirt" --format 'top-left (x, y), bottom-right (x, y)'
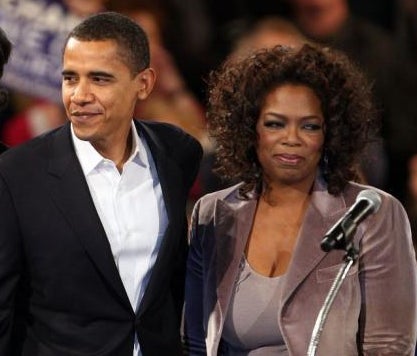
top-left (71, 122), bottom-right (168, 356)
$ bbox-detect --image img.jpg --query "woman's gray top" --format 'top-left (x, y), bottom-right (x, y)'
top-left (221, 257), bottom-right (289, 355)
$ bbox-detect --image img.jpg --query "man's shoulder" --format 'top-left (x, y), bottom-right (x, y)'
top-left (0, 125), bottom-right (67, 170)
top-left (135, 119), bottom-right (203, 161)
top-left (135, 119), bottom-right (193, 141)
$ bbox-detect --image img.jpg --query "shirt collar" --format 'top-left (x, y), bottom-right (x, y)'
top-left (71, 121), bottom-right (148, 176)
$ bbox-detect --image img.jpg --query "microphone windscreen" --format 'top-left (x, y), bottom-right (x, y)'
top-left (356, 189), bottom-right (382, 214)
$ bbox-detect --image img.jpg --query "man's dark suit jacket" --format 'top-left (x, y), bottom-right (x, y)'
top-left (0, 120), bottom-right (202, 356)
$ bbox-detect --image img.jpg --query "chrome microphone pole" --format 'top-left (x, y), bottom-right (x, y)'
top-left (307, 246), bottom-right (358, 356)
top-left (307, 189), bottom-right (380, 355)
top-left (307, 217), bottom-right (359, 356)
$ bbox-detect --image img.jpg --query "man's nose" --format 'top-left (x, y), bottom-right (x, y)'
top-left (71, 81), bottom-right (94, 104)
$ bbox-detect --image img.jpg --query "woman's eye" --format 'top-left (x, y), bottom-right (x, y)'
top-left (264, 120), bottom-right (285, 128)
top-left (303, 123), bottom-right (322, 131)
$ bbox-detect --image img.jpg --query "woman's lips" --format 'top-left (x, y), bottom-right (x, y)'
top-left (275, 153), bottom-right (304, 165)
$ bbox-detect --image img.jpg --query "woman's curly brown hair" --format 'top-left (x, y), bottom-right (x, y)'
top-left (206, 43), bottom-right (378, 196)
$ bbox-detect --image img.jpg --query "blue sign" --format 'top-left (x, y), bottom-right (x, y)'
top-left (0, 0), bottom-right (82, 103)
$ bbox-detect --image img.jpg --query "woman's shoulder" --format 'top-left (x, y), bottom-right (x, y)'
top-left (193, 182), bottom-right (256, 216)
top-left (198, 182), bottom-right (256, 205)
top-left (191, 182), bottom-right (258, 231)
top-left (344, 181), bottom-right (406, 215)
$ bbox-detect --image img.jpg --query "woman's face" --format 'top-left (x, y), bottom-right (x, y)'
top-left (256, 83), bottom-right (325, 189)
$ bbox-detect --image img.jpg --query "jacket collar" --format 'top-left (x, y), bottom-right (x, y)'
top-left (46, 121), bottom-right (187, 314)
top-left (47, 123), bottom-right (132, 309)
top-left (210, 175), bottom-right (350, 340)
top-left (281, 176), bottom-right (348, 304)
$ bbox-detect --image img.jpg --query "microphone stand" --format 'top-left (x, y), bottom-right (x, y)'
top-left (307, 218), bottom-right (360, 356)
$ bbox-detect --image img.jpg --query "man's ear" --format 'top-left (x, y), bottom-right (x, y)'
top-left (136, 67), bottom-right (156, 100)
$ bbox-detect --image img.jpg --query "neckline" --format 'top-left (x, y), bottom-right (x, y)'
top-left (243, 257), bottom-right (285, 281)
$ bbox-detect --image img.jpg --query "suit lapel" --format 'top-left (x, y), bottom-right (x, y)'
top-left (212, 195), bottom-right (257, 342)
top-left (135, 121), bottom-right (180, 223)
top-left (134, 121), bottom-right (184, 315)
top-left (209, 178), bottom-right (346, 314)
top-left (206, 178), bottom-right (351, 351)
top-left (281, 177), bottom-right (348, 305)
top-left (46, 124), bottom-right (131, 308)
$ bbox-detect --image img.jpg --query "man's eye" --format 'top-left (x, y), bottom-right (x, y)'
top-left (93, 76), bottom-right (111, 83)
top-left (63, 76), bottom-right (76, 83)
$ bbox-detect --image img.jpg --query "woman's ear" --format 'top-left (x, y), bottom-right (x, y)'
top-left (136, 67), bottom-right (156, 100)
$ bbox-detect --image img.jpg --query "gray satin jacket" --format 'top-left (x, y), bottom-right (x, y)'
top-left (184, 175), bottom-right (417, 355)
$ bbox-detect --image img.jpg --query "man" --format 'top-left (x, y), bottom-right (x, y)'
top-left (0, 12), bottom-right (202, 355)
top-left (0, 26), bottom-right (11, 153)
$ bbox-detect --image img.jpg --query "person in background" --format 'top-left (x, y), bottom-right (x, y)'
top-left (106, 0), bottom-right (208, 148)
top-left (396, 0), bottom-right (417, 64)
top-left (0, 0), bottom-right (108, 148)
top-left (288, 0), bottom-right (417, 205)
top-left (229, 15), bottom-right (308, 60)
top-left (63, 0), bottom-right (107, 17)
top-left (0, 12), bottom-right (202, 355)
top-left (106, 0), bottom-right (210, 209)
top-left (0, 27), bottom-right (11, 153)
top-left (183, 44), bottom-right (417, 355)
top-left (198, 15), bottom-right (311, 197)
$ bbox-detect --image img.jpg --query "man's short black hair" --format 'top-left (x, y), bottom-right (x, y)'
top-left (64, 11), bottom-right (150, 74)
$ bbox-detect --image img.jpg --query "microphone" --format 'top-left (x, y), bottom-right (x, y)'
top-left (321, 189), bottom-right (382, 252)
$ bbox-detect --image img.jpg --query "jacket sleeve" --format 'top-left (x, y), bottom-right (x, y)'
top-left (359, 193), bottom-right (417, 355)
top-left (183, 199), bottom-right (207, 355)
top-left (172, 127), bottom-right (203, 192)
top-left (0, 175), bottom-right (23, 354)
top-left (169, 126), bottom-right (203, 323)
top-left (146, 120), bottom-right (203, 191)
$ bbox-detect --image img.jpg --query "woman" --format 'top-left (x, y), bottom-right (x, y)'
top-left (184, 44), bottom-right (417, 355)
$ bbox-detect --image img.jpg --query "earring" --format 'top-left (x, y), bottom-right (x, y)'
top-left (322, 150), bottom-right (329, 177)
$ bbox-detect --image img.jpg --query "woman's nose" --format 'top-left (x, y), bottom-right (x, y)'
top-left (283, 126), bottom-right (301, 145)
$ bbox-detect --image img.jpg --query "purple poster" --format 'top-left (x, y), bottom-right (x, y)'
top-left (0, 0), bottom-right (83, 103)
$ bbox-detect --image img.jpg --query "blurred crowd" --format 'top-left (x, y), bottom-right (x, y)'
top-left (0, 0), bottom-right (417, 230)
